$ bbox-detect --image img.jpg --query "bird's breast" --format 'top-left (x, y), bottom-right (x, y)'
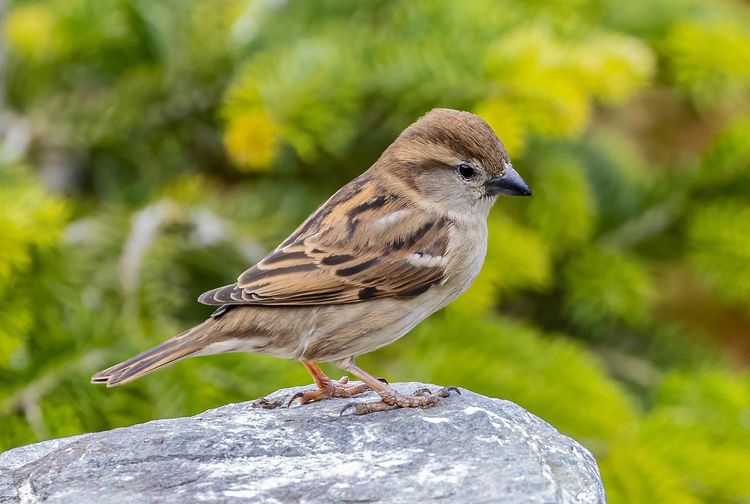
top-left (437, 220), bottom-right (489, 306)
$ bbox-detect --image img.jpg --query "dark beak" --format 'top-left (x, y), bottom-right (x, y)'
top-left (485, 163), bottom-right (532, 196)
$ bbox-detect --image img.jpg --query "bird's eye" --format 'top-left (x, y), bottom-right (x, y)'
top-left (458, 163), bottom-right (476, 179)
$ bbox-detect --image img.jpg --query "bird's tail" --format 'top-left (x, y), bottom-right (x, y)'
top-left (91, 319), bottom-right (215, 387)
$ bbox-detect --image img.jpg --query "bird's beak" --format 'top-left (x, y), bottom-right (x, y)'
top-left (485, 163), bottom-right (532, 196)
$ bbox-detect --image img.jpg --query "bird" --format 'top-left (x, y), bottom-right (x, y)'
top-left (91, 108), bottom-right (532, 415)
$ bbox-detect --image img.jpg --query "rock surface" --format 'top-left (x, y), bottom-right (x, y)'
top-left (0, 382), bottom-right (605, 503)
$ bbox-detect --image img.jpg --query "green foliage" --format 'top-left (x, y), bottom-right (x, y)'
top-left (687, 201), bottom-right (750, 310)
top-left (662, 20), bottom-right (750, 109)
top-left (611, 370), bottom-right (750, 503)
top-left (564, 247), bottom-right (655, 330)
top-left (487, 214), bottom-right (553, 295)
top-left (697, 116), bottom-right (750, 190)
top-left (527, 157), bottom-right (596, 252)
top-left (480, 26), bottom-right (654, 154)
top-left (3, 1), bottom-right (750, 502)
top-left (601, 444), bottom-right (702, 504)
top-left (0, 166), bottom-right (69, 366)
top-left (412, 315), bottom-right (637, 443)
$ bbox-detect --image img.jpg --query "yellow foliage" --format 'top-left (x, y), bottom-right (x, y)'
top-left (0, 298), bottom-right (32, 367)
top-left (483, 27), bottom-right (654, 154)
top-left (0, 176), bottom-right (68, 283)
top-left (447, 272), bottom-right (497, 316)
top-left (569, 32), bottom-right (655, 102)
top-left (602, 444), bottom-right (702, 504)
top-left (487, 213), bottom-right (552, 293)
top-left (473, 99), bottom-right (526, 157)
top-left (487, 27), bottom-right (591, 137)
top-left (223, 109), bottom-right (279, 172)
top-left (161, 174), bottom-right (219, 203)
top-left (0, 168), bottom-right (69, 367)
top-left (3, 4), bottom-right (59, 60)
top-left (664, 21), bottom-right (750, 107)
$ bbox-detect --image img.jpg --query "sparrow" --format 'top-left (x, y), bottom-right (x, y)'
top-left (92, 108), bottom-right (532, 415)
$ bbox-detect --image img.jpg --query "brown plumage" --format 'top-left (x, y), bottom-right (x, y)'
top-left (92, 108), bottom-right (531, 413)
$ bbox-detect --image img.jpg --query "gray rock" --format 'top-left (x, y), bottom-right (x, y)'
top-left (0, 382), bottom-right (605, 503)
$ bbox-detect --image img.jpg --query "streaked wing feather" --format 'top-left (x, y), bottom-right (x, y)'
top-left (198, 174), bottom-right (451, 306)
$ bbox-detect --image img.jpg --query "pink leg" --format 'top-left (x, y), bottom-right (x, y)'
top-left (286, 361), bottom-right (370, 407)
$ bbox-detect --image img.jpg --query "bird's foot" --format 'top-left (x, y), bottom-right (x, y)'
top-left (340, 386), bottom-right (461, 415)
top-left (286, 376), bottom-right (370, 407)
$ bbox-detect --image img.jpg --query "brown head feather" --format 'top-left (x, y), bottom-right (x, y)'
top-left (376, 108), bottom-right (510, 178)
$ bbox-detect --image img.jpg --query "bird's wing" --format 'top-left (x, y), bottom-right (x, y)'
top-left (198, 175), bottom-right (452, 306)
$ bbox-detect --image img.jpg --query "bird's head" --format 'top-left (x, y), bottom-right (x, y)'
top-left (376, 108), bottom-right (531, 217)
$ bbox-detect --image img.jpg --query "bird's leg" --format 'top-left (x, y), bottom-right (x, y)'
top-left (286, 361), bottom-right (370, 406)
top-left (339, 359), bottom-right (460, 415)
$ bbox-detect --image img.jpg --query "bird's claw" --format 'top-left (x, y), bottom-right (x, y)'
top-left (339, 402), bottom-right (358, 416)
top-left (340, 385), bottom-right (461, 415)
top-left (286, 391), bottom-right (305, 408)
top-left (340, 400), bottom-right (391, 415)
top-left (252, 397), bottom-right (285, 409)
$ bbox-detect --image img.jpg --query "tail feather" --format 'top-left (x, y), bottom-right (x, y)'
top-left (92, 321), bottom-right (212, 387)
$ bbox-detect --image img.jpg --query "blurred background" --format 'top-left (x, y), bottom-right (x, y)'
top-left (1, 0), bottom-right (749, 501)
